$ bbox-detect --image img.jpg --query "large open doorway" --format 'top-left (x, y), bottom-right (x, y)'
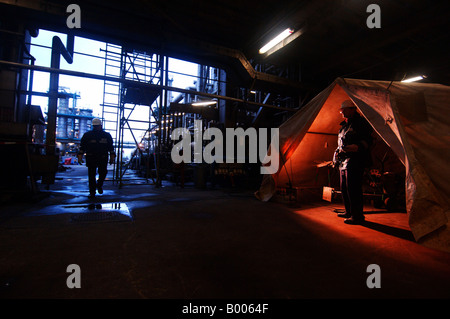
top-left (28, 29), bottom-right (223, 190)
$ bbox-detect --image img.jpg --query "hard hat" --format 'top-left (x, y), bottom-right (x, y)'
top-left (341, 100), bottom-right (356, 109)
top-left (92, 118), bottom-right (102, 126)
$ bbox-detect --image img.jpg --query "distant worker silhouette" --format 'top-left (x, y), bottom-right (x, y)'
top-left (78, 118), bottom-right (115, 199)
top-left (333, 100), bottom-right (373, 224)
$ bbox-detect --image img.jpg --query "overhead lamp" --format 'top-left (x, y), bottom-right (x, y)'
top-left (259, 28), bottom-right (294, 54)
top-left (192, 100), bottom-right (217, 106)
top-left (401, 75), bottom-right (426, 83)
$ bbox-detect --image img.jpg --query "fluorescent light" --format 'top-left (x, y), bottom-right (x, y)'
top-left (401, 75), bottom-right (426, 83)
top-left (192, 101), bottom-right (217, 106)
top-left (259, 28), bottom-right (294, 54)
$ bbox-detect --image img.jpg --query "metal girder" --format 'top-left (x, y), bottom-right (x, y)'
top-left (0, 60), bottom-right (297, 113)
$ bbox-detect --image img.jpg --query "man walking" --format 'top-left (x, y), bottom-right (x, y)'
top-left (333, 100), bottom-right (373, 224)
top-left (78, 118), bottom-right (115, 198)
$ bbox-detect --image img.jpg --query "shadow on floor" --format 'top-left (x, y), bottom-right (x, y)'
top-left (362, 220), bottom-right (415, 241)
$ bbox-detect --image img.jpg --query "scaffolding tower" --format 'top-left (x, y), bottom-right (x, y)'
top-left (101, 44), bottom-right (164, 187)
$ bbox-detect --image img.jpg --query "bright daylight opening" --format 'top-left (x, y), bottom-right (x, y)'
top-left (29, 29), bottom-right (202, 163)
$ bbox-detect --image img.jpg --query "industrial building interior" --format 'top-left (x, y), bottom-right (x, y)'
top-left (1, 0), bottom-right (450, 302)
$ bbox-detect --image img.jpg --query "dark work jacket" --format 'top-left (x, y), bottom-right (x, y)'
top-left (79, 129), bottom-right (115, 166)
top-left (336, 113), bottom-right (373, 170)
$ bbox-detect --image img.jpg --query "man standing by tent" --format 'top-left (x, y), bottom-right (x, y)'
top-left (333, 100), bottom-right (373, 224)
top-left (78, 118), bottom-right (115, 199)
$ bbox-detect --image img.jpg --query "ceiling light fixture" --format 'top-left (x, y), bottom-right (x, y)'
top-left (401, 75), bottom-right (426, 83)
top-left (259, 28), bottom-right (294, 54)
top-left (192, 100), bottom-right (217, 106)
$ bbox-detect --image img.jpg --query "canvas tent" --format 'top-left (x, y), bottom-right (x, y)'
top-left (256, 78), bottom-right (450, 252)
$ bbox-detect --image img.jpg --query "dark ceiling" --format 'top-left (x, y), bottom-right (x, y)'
top-left (1, 0), bottom-right (450, 96)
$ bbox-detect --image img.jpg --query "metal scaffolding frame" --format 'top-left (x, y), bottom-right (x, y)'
top-left (99, 45), bottom-right (225, 188)
top-left (101, 44), bottom-right (164, 187)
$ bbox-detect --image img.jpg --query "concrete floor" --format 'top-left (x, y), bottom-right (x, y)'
top-left (1, 164), bottom-right (450, 299)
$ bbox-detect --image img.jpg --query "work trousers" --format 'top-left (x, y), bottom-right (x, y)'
top-left (87, 160), bottom-right (108, 195)
top-left (340, 164), bottom-right (365, 220)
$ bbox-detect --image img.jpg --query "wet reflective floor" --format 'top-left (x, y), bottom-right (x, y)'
top-left (27, 202), bottom-right (132, 222)
top-left (1, 164), bottom-right (450, 299)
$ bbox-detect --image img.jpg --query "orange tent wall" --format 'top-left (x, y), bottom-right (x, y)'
top-left (276, 83), bottom-right (348, 191)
